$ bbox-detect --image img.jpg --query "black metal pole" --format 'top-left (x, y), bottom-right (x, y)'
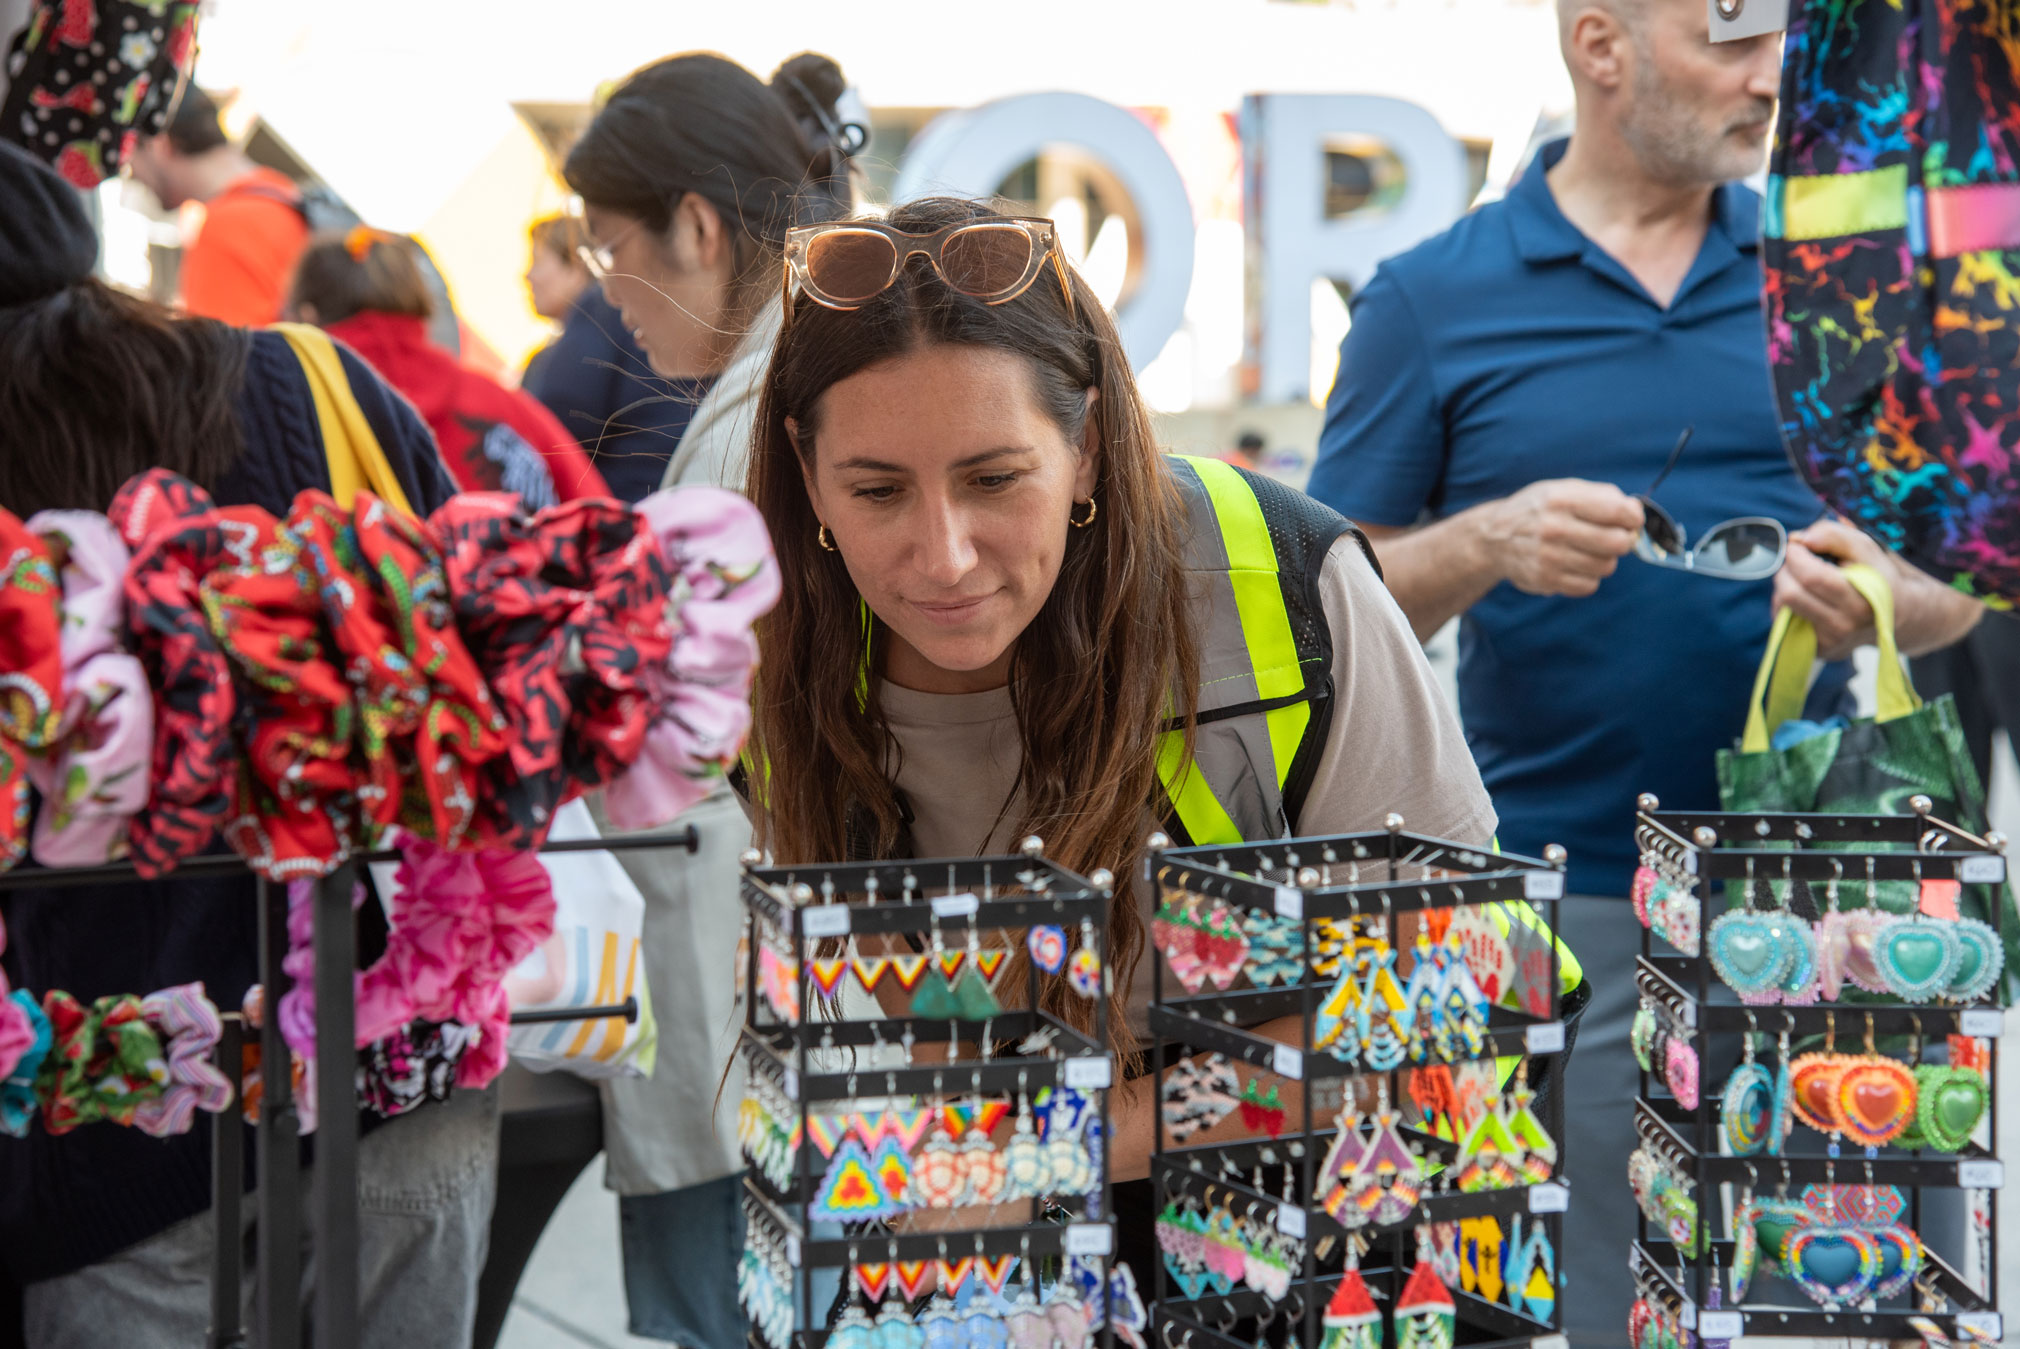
top-left (313, 863), bottom-right (359, 1349)
top-left (208, 1015), bottom-right (245, 1349)
top-left (256, 876), bottom-right (302, 1349)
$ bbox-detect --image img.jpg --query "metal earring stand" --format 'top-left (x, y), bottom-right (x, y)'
top-left (1632, 796), bottom-right (2007, 1344)
top-left (738, 839), bottom-right (1118, 1348)
top-left (1145, 820), bottom-right (1573, 1349)
top-left (0, 825), bottom-right (701, 1349)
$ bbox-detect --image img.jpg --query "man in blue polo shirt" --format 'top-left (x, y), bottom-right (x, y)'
top-left (1309, 0), bottom-right (1982, 1340)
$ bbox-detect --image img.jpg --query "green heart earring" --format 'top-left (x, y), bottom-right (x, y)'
top-left (1913, 1063), bottom-right (1988, 1153)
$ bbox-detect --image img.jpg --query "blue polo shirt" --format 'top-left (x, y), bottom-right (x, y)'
top-left (1308, 138), bottom-right (1847, 897)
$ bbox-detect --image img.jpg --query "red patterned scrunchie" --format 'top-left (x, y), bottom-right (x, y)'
top-left (0, 507), bottom-right (65, 871)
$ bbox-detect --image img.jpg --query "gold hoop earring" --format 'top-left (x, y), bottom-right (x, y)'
top-left (817, 524), bottom-right (837, 552)
top-left (1070, 497), bottom-right (1099, 529)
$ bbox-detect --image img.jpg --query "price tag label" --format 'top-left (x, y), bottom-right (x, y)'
top-left (1957, 1310), bottom-right (2002, 1340)
top-left (1958, 1159), bottom-right (2004, 1190)
top-left (781, 1068), bottom-right (800, 1102)
top-left (786, 1234), bottom-right (802, 1265)
top-left (1961, 1008), bottom-right (2004, 1038)
top-left (1680, 1300), bottom-right (1697, 1331)
top-left (801, 905), bottom-right (851, 938)
top-left (1274, 885), bottom-right (1303, 920)
top-left (1961, 855), bottom-right (2006, 884)
top-left (1065, 1056), bottom-right (1113, 1090)
top-left (1683, 851), bottom-right (1698, 875)
top-left (1525, 1021), bottom-right (1566, 1055)
top-left (1697, 1310), bottom-right (1743, 1338)
top-left (1629, 1246), bottom-right (1644, 1274)
top-left (1276, 1204), bottom-right (1307, 1239)
top-left (1064, 1223), bottom-right (1114, 1256)
top-left (1271, 1044), bottom-right (1305, 1081)
top-left (931, 891), bottom-right (980, 918)
top-left (1530, 1337), bottom-right (1570, 1349)
top-left (1525, 870), bottom-right (1565, 901)
top-left (1526, 1182), bottom-right (1569, 1214)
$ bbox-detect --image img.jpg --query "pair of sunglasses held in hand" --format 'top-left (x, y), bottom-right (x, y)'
top-left (1634, 428), bottom-right (1788, 582)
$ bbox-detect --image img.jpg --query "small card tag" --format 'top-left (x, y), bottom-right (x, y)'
top-left (801, 905), bottom-right (852, 938)
top-left (1274, 885), bottom-right (1303, 920)
top-left (1525, 1021), bottom-right (1566, 1055)
top-left (1957, 1310), bottom-right (2002, 1339)
top-left (1961, 1008), bottom-right (2004, 1038)
top-left (1525, 870), bottom-right (1565, 901)
top-left (1683, 850), bottom-right (1698, 875)
top-left (1065, 1056), bottom-right (1113, 1090)
top-left (1678, 1001), bottom-right (1698, 1030)
top-left (1530, 1337), bottom-right (1570, 1349)
top-left (1697, 1310), bottom-right (1743, 1338)
top-left (781, 1068), bottom-right (800, 1102)
top-left (1629, 1246), bottom-right (1644, 1274)
top-left (1526, 1182), bottom-right (1570, 1214)
top-left (931, 892), bottom-right (980, 918)
top-left (786, 1234), bottom-right (802, 1265)
top-left (1958, 1159), bottom-right (2004, 1190)
top-left (1064, 1222), bottom-right (1114, 1256)
top-left (1961, 855), bottom-right (2006, 884)
top-left (1276, 1204), bottom-right (1307, 1239)
top-left (1680, 1300), bottom-right (1697, 1331)
top-left (1709, 0), bottom-right (1788, 42)
top-left (1272, 1043), bottom-right (1305, 1081)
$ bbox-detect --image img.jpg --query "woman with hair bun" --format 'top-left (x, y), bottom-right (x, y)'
top-left (549, 48), bottom-right (865, 1349)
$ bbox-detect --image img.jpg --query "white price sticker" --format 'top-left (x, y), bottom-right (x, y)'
top-left (1276, 1204), bottom-right (1307, 1239)
top-left (1683, 851), bottom-right (1698, 874)
top-left (786, 1234), bottom-right (802, 1265)
top-left (1697, 1310), bottom-right (1743, 1338)
top-left (1957, 1310), bottom-right (2002, 1340)
top-left (1064, 1056), bottom-right (1113, 1090)
top-left (931, 891), bottom-right (980, 918)
top-left (1064, 1223), bottom-right (1114, 1257)
top-left (1525, 1021), bottom-right (1566, 1054)
top-left (1271, 1043), bottom-right (1305, 1081)
top-left (1961, 1008), bottom-right (2004, 1038)
top-left (1961, 855), bottom-right (2006, 884)
top-left (1530, 1336), bottom-right (1570, 1349)
top-left (1274, 885), bottom-right (1303, 920)
top-left (1629, 1246), bottom-right (1644, 1274)
top-left (1526, 1182), bottom-right (1570, 1214)
top-left (1680, 1300), bottom-right (1697, 1331)
top-left (801, 904), bottom-right (851, 938)
top-left (1678, 1000), bottom-right (1698, 1030)
top-left (1958, 1159), bottom-right (2004, 1190)
top-left (1525, 870), bottom-right (1565, 901)
top-left (781, 1068), bottom-right (800, 1102)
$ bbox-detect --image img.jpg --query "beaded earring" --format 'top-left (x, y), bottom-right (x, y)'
top-left (1721, 1022), bottom-right (1775, 1156)
top-left (1066, 918), bottom-right (1103, 1000)
top-left (1834, 1015), bottom-right (1917, 1149)
top-left (1319, 1235), bottom-right (1380, 1349)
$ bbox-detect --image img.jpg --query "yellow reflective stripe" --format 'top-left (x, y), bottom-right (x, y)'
top-left (1157, 728), bottom-right (1241, 846)
top-left (1781, 164), bottom-right (1909, 240)
top-left (1264, 701), bottom-right (1311, 796)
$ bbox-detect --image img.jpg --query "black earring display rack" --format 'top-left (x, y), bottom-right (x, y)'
top-left (1145, 821), bottom-right (1573, 1349)
top-left (738, 840), bottom-right (1120, 1349)
top-left (0, 825), bottom-right (697, 1349)
top-left (1632, 797), bottom-right (2007, 1344)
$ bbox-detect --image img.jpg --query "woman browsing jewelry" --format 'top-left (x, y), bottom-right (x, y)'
top-left (741, 196), bottom-right (1559, 1276)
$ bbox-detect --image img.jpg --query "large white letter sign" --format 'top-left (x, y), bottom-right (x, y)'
top-left (893, 93), bottom-right (1194, 371)
top-left (1242, 94), bottom-right (1469, 404)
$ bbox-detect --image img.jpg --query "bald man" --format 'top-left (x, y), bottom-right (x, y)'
top-left (1308, 1), bottom-right (1980, 1341)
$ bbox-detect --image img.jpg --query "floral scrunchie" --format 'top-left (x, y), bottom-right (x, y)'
top-left (35, 990), bottom-right (170, 1134)
top-left (604, 487), bottom-right (779, 830)
top-left (0, 508), bottom-right (65, 871)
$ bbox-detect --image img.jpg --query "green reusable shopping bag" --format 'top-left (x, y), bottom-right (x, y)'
top-left (1715, 565), bottom-right (2016, 997)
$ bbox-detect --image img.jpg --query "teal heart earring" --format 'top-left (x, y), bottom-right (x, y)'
top-left (1874, 865), bottom-right (1963, 1002)
top-left (1708, 859), bottom-right (1798, 1004)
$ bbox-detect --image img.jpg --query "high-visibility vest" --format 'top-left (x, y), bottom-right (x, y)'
top-left (1155, 455), bottom-right (1583, 996)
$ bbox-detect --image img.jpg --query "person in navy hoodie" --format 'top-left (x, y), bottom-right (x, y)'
top-left (520, 214), bottom-right (711, 504)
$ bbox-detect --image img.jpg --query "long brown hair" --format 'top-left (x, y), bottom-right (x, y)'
top-left (0, 279), bottom-right (248, 515)
top-left (746, 197), bottom-right (1200, 1053)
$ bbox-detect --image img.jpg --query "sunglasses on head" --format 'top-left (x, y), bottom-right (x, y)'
top-left (1633, 429), bottom-right (1788, 581)
top-left (781, 217), bottom-right (1075, 330)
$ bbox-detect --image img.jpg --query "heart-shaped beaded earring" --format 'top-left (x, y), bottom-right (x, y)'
top-left (1834, 1014), bottom-right (1917, 1149)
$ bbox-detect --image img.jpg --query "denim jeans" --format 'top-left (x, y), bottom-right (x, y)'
top-left (618, 1172), bottom-right (749, 1348)
top-left (23, 1083), bottom-right (500, 1348)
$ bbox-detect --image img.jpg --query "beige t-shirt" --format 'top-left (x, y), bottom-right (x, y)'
top-left (877, 534), bottom-right (1497, 1037)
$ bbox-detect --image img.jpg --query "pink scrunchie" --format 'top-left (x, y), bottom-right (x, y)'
top-left (0, 917), bottom-right (32, 1080)
top-left (281, 841), bottom-right (554, 1091)
top-left (21, 511), bottom-right (153, 867)
top-left (132, 982), bottom-right (234, 1138)
top-left (603, 487), bottom-right (779, 830)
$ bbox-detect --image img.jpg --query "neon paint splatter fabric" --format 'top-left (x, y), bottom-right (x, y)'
top-left (1766, 0), bottom-right (2020, 605)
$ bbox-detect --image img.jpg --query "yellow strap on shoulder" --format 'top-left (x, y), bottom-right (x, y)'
top-left (271, 323), bottom-right (414, 515)
top-left (1740, 561), bottom-right (1918, 753)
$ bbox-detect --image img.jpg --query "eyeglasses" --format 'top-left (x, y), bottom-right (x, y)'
top-left (578, 220), bottom-right (641, 280)
top-left (1633, 428), bottom-right (1789, 581)
top-left (781, 217), bottom-right (1075, 329)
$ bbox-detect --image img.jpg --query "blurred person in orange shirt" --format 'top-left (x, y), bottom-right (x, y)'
top-left (128, 86), bottom-right (307, 326)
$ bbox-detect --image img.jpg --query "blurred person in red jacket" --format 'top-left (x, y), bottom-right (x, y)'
top-left (128, 86), bottom-right (308, 327)
top-left (288, 228), bottom-right (609, 507)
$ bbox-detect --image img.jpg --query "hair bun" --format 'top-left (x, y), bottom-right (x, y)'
top-left (769, 52), bottom-right (867, 159)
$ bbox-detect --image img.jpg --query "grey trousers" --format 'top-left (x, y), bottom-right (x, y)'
top-left (1558, 894), bottom-right (1642, 1348)
top-left (23, 1082), bottom-right (500, 1349)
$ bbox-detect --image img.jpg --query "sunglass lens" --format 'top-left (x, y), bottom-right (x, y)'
top-left (804, 230), bottom-right (899, 304)
top-left (1693, 521), bottom-right (1788, 580)
top-left (940, 224), bottom-right (1036, 299)
top-left (1639, 499), bottom-right (1684, 556)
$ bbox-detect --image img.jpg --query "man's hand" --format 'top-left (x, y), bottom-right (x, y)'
top-left (1481, 479), bottom-right (1646, 598)
top-left (1775, 518), bottom-right (1985, 660)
